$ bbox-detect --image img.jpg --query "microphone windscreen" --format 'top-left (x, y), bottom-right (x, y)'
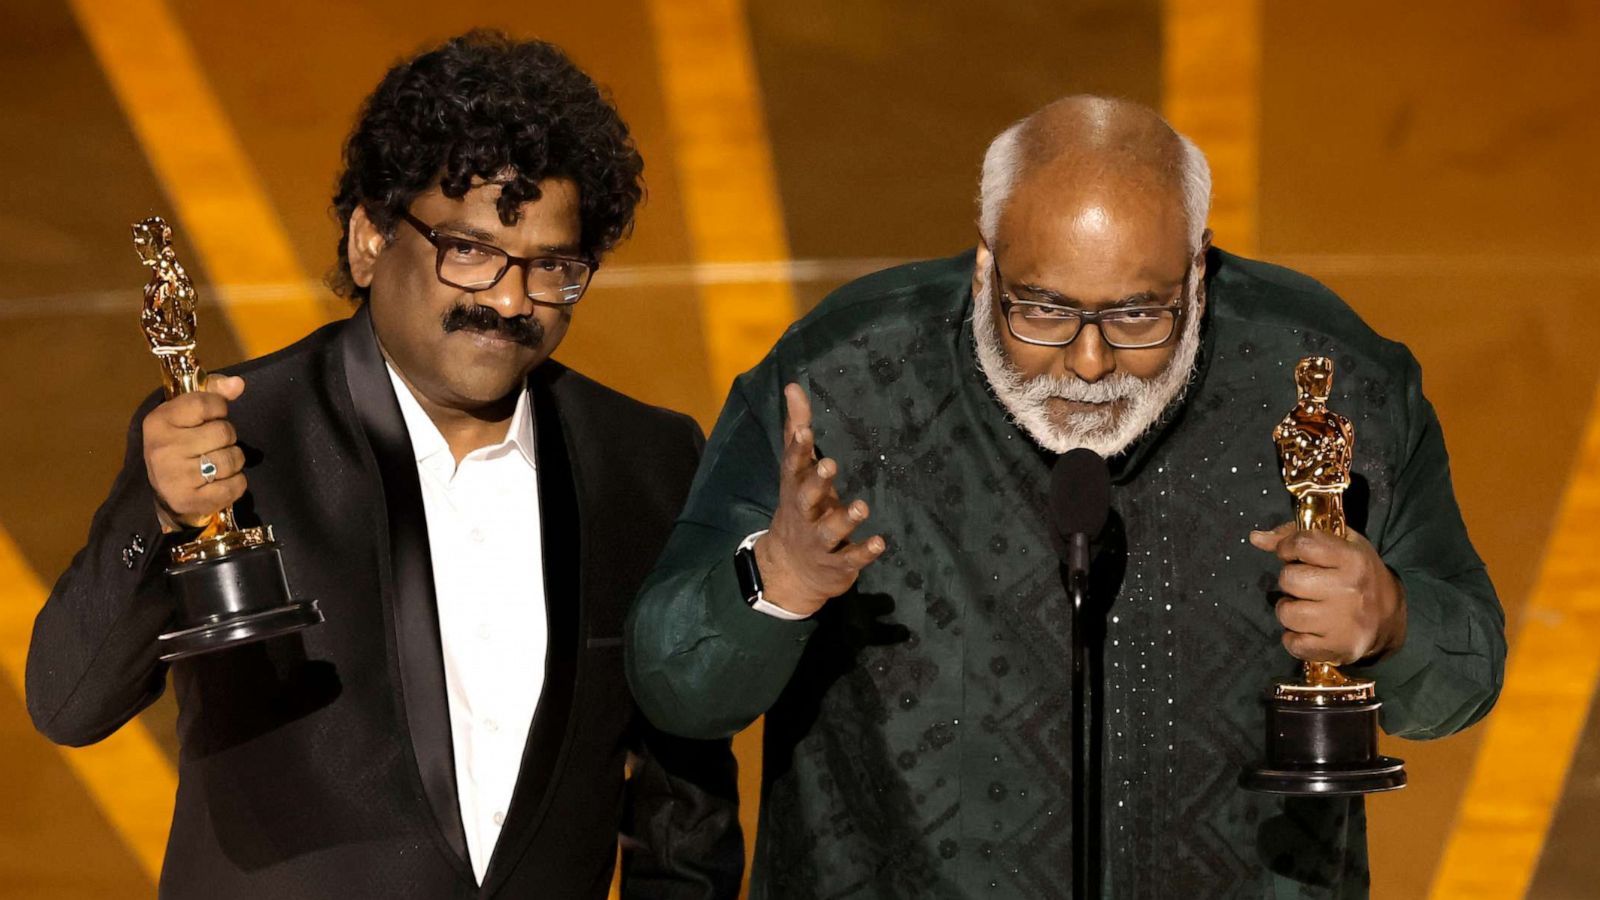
top-left (1050, 448), bottom-right (1111, 540)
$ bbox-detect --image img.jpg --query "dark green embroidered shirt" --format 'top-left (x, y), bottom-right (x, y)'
top-left (626, 250), bottom-right (1504, 899)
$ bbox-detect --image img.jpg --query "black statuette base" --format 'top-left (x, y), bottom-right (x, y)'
top-left (159, 544), bottom-right (322, 661)
top-left (1240, 695), bottom-right (1407, 796)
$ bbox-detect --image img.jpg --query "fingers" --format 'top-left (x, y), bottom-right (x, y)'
top-left (763, 383), bottom-right (889, 616)
top-left (1274, 595), bottom-right (1326, 637)
top-left (782, 383), bottom-right (812, 443)
top-left (1268, 528), bottom-right (1353, 568)
top-left (815, 499), bottom-right (869, 547)
top-left (836, 534), bottom-right (887, 570)
top-left (194, 473), bottom-right (249, 510)
top-left (781, 421), bottom-right (817, 484)
top-left (153, 444), bottom-right (248, 494)
top-left (142, 378), bottom-right (249, 526)
top-left (1275, 561), bottom-right (1360, 605)
top-left (146, 409), bottom-right (239, 461)
top-left (147, 419), bottom-right (238, 466)
top-left (795, 457), bottom-right (841, 517)
top-left (197, 446), bottom-right (247, 485)
top-left (1280, 630), bottom-right (1352, 665)
top-left (159, 468), bottom-right (249, 525)
top-left (154, 390), bottom-right (232, 429)
top-left (1276, 593), bottom-right (1347, 663)
top-left (1248, 521), bottom-right (1295, 552)
top-left (206, 374), bottom-right (246, 401)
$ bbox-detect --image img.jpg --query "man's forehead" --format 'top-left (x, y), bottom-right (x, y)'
top-left (1011, 160), bottom-right (1180, 219)
top-left (410, 177), bottom-right (581, 245)
top-left (1006, 167), bottom-right (1183, 236)
top-left (413, 176), bottom-right (577, 219)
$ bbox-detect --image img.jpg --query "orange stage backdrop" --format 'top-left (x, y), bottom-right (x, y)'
top-left (2, 2), bottom-right (1597, 897)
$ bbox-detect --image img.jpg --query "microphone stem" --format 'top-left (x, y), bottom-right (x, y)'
top-left (1068, 531), bottom-right (1096, 899)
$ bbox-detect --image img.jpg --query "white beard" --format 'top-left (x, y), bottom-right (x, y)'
top-left (971, 263), bottom-right (1203, 458)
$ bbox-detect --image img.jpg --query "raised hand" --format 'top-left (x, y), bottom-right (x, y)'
top-left (141, 375), bottom-right (248, 529)
top-left (753, 384), bottom-right (886, 617)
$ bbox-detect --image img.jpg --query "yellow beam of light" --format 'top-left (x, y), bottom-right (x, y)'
top-left (47, 0), bottom-right (332, 885)
top-left (1428, 375), bottom-right (1600, 899)
top-left (1162, 0), bottom-right (1261, 256)
top-left (0, 529), bottom-right (176, 884)
top-left (645, 1), bottom-right (795, 894)
top-left (68, 0), bottom-right (333, 358)
top-left (646, 0), bottom-right (799, 399)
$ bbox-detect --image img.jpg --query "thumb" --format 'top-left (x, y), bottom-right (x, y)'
top-left (1249, 520), bottom-right (1295, 551)
top-left (206, 374), bottom-right (246, 401)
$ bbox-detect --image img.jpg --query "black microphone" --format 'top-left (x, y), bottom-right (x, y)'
top-left (1049, 448), bottom-right (1111, 585)
top-left (1048, 447), bottom-right (1110, 900)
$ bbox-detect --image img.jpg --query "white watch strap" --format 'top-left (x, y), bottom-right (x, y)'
top-left (752, 597), bottom-right (811, 621)
top-left (738, 530), bottom-right (811, 621)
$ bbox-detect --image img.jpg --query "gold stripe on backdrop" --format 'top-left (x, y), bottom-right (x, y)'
top-left (645, 0), bottom-right (799, 395)
top-left (47, 0), bottom-right (335, 885)
top-left (1428, 379), bottom-right (1600, 898)
top-left (67, 0), bottom-right (333, 358)
top-left (645, 1), bottom-right (798, 895)
top-left (0, 530), bottom-right (175, 883)
top-left (1161, 0), bottom-right (1260, 256)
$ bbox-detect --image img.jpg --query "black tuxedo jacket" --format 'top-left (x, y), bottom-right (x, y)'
top-left (26, 309), bottom-right (741, 898)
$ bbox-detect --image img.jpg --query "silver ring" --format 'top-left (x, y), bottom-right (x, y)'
top-left (199, 456), bottom-right (218, 484)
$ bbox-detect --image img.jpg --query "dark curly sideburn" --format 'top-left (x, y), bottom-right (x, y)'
top-left (330, 30), bottom-right (643, 301)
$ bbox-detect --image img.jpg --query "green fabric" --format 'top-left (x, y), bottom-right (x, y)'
top-left (626, 250), bottom-right (1505, 899)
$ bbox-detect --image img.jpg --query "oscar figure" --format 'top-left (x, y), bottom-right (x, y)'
top-left (133, 216), bottom-right (322, 660)
top-left (1240, 356), bottom-right (1406, 794)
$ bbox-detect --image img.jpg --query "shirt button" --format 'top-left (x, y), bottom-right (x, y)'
top-left (492, 810), bottom-right (505, 827)
top-left (483, 718), bottom-right (499, 733)
top-left (469, 528), bottom-right (485, 543)
top-left (476, 624), bottom-right (492, 640)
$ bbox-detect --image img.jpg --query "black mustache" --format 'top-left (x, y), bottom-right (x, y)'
top-left (440, 303), bottom-right (544, 348)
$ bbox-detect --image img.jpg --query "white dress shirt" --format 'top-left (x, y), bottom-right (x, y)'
top-left (388, 365), bottom-right (548, 885)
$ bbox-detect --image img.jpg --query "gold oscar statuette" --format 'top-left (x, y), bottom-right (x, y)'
top-left (133, 217), bottom-right (322, 661)
top-left (1240, 356), bottom-right (1406, 795)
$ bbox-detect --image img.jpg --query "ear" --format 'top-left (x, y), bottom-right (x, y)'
top-left (972, 233), bottom-right (993, 300)
top-left (346, 205), bottom-right (389, 290)
top-left (1194, 227), bottom-right (1214, 311)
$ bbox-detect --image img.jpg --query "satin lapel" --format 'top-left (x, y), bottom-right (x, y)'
top-left (482, 364), bottom-right (584, 893)
top-left (338, 307), bottom-right (472, 875)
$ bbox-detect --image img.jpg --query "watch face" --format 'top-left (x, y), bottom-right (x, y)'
top-left (735, 544), bottom-right (763, 605)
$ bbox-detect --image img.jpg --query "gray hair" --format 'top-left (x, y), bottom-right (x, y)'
top-left (977, 103), bottom-right (1213, 250)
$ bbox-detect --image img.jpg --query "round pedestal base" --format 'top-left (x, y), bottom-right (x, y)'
top-left (1241, 691), bottom-right (1408, 797)
top-left (159, 600), bottom-right (323, 661)
top-left (160, 542), bottom-right (322, 661)
top-left (1240, 757), bottom-right (1407, 796)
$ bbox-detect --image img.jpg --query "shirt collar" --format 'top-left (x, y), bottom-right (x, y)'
top-left (385, 363), bottom-right (537, 473)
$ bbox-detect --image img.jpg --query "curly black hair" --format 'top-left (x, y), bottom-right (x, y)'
top-left (330, 30), bottom-right (643, 301)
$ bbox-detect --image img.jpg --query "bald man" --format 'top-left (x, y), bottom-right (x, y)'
top-left (626, 96), bottom-right (1504, 898)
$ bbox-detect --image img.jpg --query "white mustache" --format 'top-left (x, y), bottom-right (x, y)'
top-left (1019, 371), bottom-right (1143, 405)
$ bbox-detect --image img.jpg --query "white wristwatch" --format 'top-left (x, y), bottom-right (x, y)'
top-left (735, 530), bottom-right (810, 621)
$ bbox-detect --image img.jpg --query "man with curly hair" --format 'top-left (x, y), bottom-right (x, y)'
top-left (28, 31), bottom-right (740, 899)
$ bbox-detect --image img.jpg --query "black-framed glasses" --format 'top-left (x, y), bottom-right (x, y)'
top-left (400, 211), bottom-right (596, 305)
top-left (993, 258), bottom-right (1189, 349)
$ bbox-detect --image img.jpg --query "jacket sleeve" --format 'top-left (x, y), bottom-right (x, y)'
top-left (1352, 354), bottom-right (1507, 739)
top-left (619, 714), bottom-right (745, 900)
top-left (26, 393), bottom-right (180, 746)
top-left (626, 358), bottom-right (819, 741)
top-left (616, 408), bottom-right (747, 899)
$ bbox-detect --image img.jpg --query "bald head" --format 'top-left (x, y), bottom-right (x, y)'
top-left (977, 96), bottom-right (1210, 250)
